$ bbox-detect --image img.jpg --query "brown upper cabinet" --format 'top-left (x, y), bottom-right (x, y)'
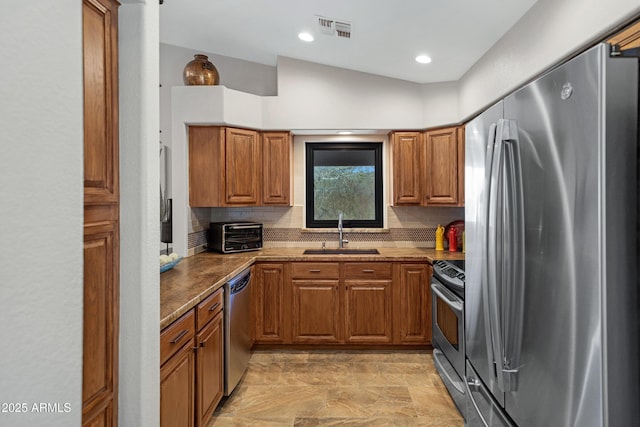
top-left (262, 131), bottom-right (292, 205)
top-left (608, 20), bottom-right (640, 51)
top-left (390, 131), bottom-right (423, 204)
top-left (423, 126), bottom-right (463, 206)
top-left (225, 128), bottom-right (261, 205)
top-left (390, 125), bottom-right (464, 207)
top-left (189, 126), bottom-right (292, 207)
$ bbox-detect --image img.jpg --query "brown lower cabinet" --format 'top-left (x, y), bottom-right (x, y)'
top-left (161, 339), bottom-right (195, 427)
top-left (253, 261), bottom-right (433, 345)
top-left (196, 311), bottom-right (224, 426)
top-left (397, 264), bottom-right (432, 344)
top-left (161, 289), bottom-right (224, 427)
top-left (253, 263), bottom-right (286, 343)
top-left (292, 279), bottom-right (341, 343)
top-left (344, 262), bottom-right (393, 343)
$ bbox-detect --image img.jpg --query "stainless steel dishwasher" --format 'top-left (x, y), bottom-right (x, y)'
top-left (224, 266), bottom-right (252, 396)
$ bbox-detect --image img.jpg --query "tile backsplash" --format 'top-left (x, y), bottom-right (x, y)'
top-left (187, 205), bottom-right (463, 254)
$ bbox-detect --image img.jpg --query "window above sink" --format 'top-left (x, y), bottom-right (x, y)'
top-left (305, 142), bottom-right (383, 229)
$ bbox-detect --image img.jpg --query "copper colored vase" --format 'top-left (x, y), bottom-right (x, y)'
top-left (183, 54), bottom-right (219, 85)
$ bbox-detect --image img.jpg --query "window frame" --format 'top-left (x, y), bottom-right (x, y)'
top-left (305, 142), bottom-right (383, 229)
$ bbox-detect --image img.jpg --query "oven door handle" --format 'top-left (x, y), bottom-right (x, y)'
top-left (430, 281), bottom-right (463, 314)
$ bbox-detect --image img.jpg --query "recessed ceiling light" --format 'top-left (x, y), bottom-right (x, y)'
top-left (298, 32), bottom-right (314, 42)
top-left (415, 55), bottom-right (432, 64)
top-left (337, 131), bottom-right (352, 135)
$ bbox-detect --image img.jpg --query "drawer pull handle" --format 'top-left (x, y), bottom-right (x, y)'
top-left (309, 269), bottom-right (321, 273)
top-left (363, 269), bottom-right (375, 273)
top-left (170, 329), bottom-right (189, 344)
top-left (208, 302), bottom-right (221, 312)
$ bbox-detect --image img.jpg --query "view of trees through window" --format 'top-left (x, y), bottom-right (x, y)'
top-left (313, 165), bottom-right (375, 221)
top-left (305, 142), bottom-right (383, 228)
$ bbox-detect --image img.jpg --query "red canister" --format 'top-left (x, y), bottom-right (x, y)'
top-left (447, 226), bottom-right (458, 252)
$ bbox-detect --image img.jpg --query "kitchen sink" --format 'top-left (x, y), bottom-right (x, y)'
top-left (303, 248), bottom-right (380, 255)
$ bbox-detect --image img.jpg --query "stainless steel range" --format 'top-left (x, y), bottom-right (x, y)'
top-left (431, 259), bottom-right (466, 415)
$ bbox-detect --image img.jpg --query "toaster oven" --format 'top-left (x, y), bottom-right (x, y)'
top-left (207, 222), bottom-right (263, 253)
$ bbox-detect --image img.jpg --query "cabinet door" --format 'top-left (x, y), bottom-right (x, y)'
top-left (253, 263), bottom-right (285, 343)
top-left (196, 312), bottom-right (224, 427)
top-left (391, 131), bottom-right (422, 205)
top-left (225, 128), bottom-right (261, 205)
top-left (291, 280), bottom-right (341, 343)
top-left (83, 221), bottom-right (118, 425)
top-left (423, 127), bottom-right (460, 205)
top-left (83, 0), bottom-right (119, 207)
top-left (398, 264), bottom-right (431, 344)
top-left (83, 0), bottom-right (119, 425)
top-left (189, 126), bottom-right (225, 207)
top-left (345, 280), bottom-right (393, 343)
top-left (262, 131), bottom-right (291, 205)
top-left (161, 340), bottom-right (196, 427)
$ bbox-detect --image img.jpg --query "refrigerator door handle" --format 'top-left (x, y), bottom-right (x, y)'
top-left (481, 123), bottom-right (499, 380)
top-left (500, 119), bottom-right (525, 392)
top-left (487, 119), bottom-right (507, 392)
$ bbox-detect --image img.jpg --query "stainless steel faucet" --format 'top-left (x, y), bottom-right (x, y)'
top-left (338, 212), bottom-right (349, 248)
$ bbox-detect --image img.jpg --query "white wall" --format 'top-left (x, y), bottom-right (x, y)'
top-left (0, 2), bottom-right (83, 426)
top-left (263, 56), bottom-right (434, 130)
top-left (421, 82), bottom-right (460, 128)
top-left (458, 0), bottom-right (640, 119)
top-left (169, 57), bottom-right (461, 132)
top-left (164, 0), bottom-right (640, 131)
top-left (119, 2), bottom-right (160, 426)
top-left (291, 134), bottom-right (391, 221)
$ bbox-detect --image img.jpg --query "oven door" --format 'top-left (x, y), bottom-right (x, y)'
top-left (431, 277), bottom-right (465, 378)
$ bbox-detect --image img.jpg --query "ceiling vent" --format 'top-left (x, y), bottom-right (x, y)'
top-left (316, 15), bottom-right (351, 39)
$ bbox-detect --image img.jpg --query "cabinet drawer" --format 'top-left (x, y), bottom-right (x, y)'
top-left (196, 287), bottom-right (224, 331)
top-left (345, 262), bottom-right (392, 279)
top-left (161, 309), bottom-right (195, 366)
top-left (291, 262), bottom-right (340, 279)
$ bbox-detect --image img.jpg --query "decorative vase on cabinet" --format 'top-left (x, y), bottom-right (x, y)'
top-left (183, 54), bottom-right (219, 85)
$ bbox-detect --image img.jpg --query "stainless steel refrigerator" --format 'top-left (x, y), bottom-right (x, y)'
top-left (464, 43), bottom-right (639, 427)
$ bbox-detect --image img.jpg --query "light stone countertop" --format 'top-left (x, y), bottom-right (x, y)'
top-left (160, 247), bottom-right (465, 329)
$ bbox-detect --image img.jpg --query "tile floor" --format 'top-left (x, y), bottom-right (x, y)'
top-left (210, 349), bottom-right (464, 426)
